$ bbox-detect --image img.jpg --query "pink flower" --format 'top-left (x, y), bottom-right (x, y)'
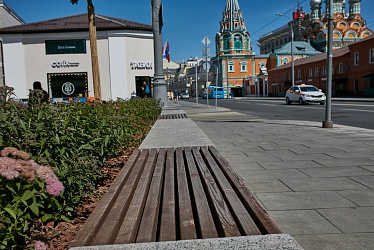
top-left (0, 157), bottom-right (21, 180)
top-left (115, 106), bottom-right (119, 110)
top-left (133, 123), bottom-right (138, 127)
top-left (131, 113), bottom-right (135, 117)
top-left (46, 177), bottom-right (64, 197)
top-left (34, 240), bottom-right (48, 250)
top-left (136, 135), bottom-right (141, 139)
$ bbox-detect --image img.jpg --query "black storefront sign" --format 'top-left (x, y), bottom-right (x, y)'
top-left (46, 40), bottom-right (86, 55)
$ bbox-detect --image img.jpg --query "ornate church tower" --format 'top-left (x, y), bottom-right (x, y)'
top-left (215, 0), bottom-right (252, 56)
top-left (305, 0), bottom-right (372, 51)
top-left (213, 0), bottom-right (255, 97)
top-left (348, 0), bottom-right (361, 20)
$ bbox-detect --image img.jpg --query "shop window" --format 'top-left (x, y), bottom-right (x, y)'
top-left (45, 40), bottom-right (86, 54)
top-left (48, 73), bottom-right (88, 99)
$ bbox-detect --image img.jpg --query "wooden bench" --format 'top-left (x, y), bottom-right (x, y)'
top-left (70, 146), bottom-right (281, 247)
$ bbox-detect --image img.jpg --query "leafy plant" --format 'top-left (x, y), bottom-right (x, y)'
top-left (0, 95), bottom-right (161, 248)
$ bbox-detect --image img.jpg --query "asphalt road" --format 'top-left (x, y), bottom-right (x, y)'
top-left (184, 97), bottom-right (374, 130)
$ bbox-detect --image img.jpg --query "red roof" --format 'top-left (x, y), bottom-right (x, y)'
top-left (0, 14), bottom-right (152, 34)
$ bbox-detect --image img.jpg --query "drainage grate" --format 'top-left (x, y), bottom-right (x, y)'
top-left (159, 113), bottom-right (188, 119)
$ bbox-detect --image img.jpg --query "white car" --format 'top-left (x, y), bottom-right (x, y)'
top-left (285, 85), bottom-right (326, 105)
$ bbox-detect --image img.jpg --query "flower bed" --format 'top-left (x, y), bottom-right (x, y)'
top-left (0, 86), bottom-right (161, 249)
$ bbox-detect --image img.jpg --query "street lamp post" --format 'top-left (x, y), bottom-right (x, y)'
top-left (151, 0), bottom-right (169, 107)
top-left (322, 0), bottom-right (333, 128)
top-left (276, 13), bottom-right (295, 87)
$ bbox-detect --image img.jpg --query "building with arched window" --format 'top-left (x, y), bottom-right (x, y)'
top-left (258, 0), bottom-right (373, 54)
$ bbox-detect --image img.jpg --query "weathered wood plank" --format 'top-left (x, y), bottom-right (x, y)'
top-left (115, 148), bottom-right (158, 244)
top-left (208, 146), bottom-right (282, 234)
top-left (176, 147), bottom-right (197, 240)
top-left (70, 149), bottom-right (142, 247)
top-left (91, 149), bottom-right (148, 245)
top-left (200, 147), bottom-right (261, 235)
top-left (136, 148), bottom-right (167, 243)
top-left (184, 147), bottom-right (218, 239)
top-left (191, 147), bottom-right (241, 237)
top-left (159, 148), bottom-right (177, 241)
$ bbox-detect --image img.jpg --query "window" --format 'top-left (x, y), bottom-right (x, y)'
top-left (288, 72), bottom-right (291, 80)
top-left (370, 48), bottom-right (374, 64)
top-left (284, 73), bottom-right (287, 81)
top-left (45, 40), bottom-right (86, 54)
top-left (223, 36), bottom-right (230, 50)
top-left (322, 66), bottom-right (326, 76)
top-left (234, 35), bottom-right (242, 50)
top-left (228, 62), bottom-right (235, 72)
top-left (354, 52), bottom-right (359, 66)
top-left (240, 62), bottom-right (247, 72)
top-left (282, 58), bottom-right (289, 65)
top-left (315, 67), bottom-right (319, 76)
top-left (308, 68), bottom-right (313, 78)
top-left (297, 70), bottom-right (301, 79)
top-left (338, 63), bottom-right (343, 74)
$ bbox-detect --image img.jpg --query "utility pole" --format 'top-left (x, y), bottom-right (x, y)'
top-left (87, 0), bottom-right (101, 100)
top-left (151, 0), bottom-right (169, 107)
top-left (323, 0), bottom-right (333, 128)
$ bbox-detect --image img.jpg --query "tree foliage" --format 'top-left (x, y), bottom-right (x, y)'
top-left (70, 0), bottom-right (79, 4)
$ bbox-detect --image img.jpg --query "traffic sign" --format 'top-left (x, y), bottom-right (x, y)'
top-left (202, 36), bottom-right (211, 46)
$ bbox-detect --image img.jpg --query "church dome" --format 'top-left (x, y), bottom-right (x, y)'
top-left (310, 0), bottom-right (322, 7)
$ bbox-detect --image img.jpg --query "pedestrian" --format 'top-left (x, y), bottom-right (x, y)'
top-left (173, 89), bottom-right (179, 103)
top-left (143, 81), bottom-right (150, 97)
top-left (28, 81), bottom-right (49, 105)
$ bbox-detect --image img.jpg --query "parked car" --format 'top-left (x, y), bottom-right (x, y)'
top-left (179, 92), bottom-right (190, 99)
top-left (285, 85), bottom-right (326, 105)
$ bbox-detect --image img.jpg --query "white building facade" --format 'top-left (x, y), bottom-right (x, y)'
top-left (0, 14), bottom-right (154, 101)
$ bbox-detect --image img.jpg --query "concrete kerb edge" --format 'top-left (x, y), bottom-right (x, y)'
top-left (70, 234), bottom-right (304, 250)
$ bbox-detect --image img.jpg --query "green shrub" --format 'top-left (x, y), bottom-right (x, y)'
top-left (0, 86), bottom-right (161, 248)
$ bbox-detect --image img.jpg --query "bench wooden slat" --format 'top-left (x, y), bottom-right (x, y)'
top-left (200, 147), bottom-right (261, 235)
top-left (115, 148), bottom-right (158, 244)
top-left (159, 148), bottom-right (177, 241)
top-left (91, 149), bottom-right (148, 245)
top-left (191, 147), bottom-right (241, 237)
top-left (208, 146), bottom-right (282, 234)
top-left (70, 149), bottom-right (142, 247)
top-left (136, 148), bottom-right (167, 243)
top-left (184, 148), bottom-right (218, 239)
top-left (176, 147), bottom-right (197, 240)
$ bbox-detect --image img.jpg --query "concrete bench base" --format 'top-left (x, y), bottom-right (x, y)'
top-left (71, 234), bottom-right (303, 250)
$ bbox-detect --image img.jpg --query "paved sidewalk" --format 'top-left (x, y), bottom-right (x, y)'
top-left (170, 100), bottom-right (374, 250)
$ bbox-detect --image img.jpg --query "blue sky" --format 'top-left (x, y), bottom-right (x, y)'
top-left (5, 0), bottom-right (374, 63)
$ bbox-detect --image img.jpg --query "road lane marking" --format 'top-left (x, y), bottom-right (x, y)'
top-left (342, 108), bottom-right (374, 113)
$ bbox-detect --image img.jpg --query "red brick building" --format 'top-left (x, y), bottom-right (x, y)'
top-left (268, 35), bottom-right (374, 97)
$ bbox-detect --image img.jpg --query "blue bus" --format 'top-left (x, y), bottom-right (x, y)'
top-left (206, 86), bottom-right (224, 99)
